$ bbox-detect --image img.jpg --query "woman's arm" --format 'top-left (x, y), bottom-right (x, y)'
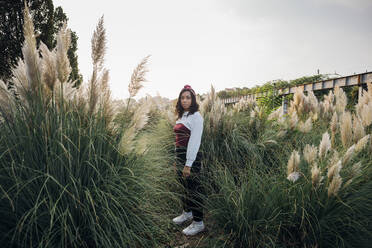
top-left (185, 112), bottom-right (203, 167)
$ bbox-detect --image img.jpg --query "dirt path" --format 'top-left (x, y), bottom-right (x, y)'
top-left (164, 214), bottom-right (226, 248)
top-left (167, 221), bottom-right (210, 248)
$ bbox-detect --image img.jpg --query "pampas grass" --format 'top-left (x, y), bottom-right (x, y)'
top-left (22, 4), bottom-right (42, 92)
top-left (298, 117), bottom-right (312, 133)
top-left (355, 134), bottom-right (370, 153)
top-left (320, 90), bottom-right (335, 119)
top-left (342, 144), bottom-right (355, 165)
top-left (91, 16), bottom-right (106, 70)
top-left (267, 106), bottom-right (282, 120)
top-left (307, 90), bottom-right (319, 114)
top-left (330, 112), bottom-right (338, 146)
top-left (303, 144), bottom-right (318, 164)
top-left (40, 42), bottom-right (57, 91)
top-left (328, 173), bottom-right (342, 197)
top-left (119, 100), bottom-right (151, 154)
top-left (311, 162), bottom-right (323, 188)
top-left (319, 132), bottom-right (331, 159)
top-left (200, 85), bottom-right (228, 130)
top-left (233, 96), bottom-right (256, 113)
top-left (327, 160), bottom-right (342, 181)
top-left (328, 150), bottom-right (340, 169)
top-left (340, 111), bottom-right (353, 149)
top-left (289, 87), bottom-right (305, 116)
top-left (55, 23), bottom-right (71, 84)
top-left (359, 102), bottom-right (372, 127)
top-left (334, 86), bottom-right (347, 114)
top-left (287, 150), bottom-right (300, 177)
top-left (289, 112), bottom-right (299, 129)
top-left (352, 114), bottom-right (365, 143)
top-left (0, 7), bottom-right (176, 247)
top-left (128, 55), bottom-right (150, 98)
top-left (356, 83), bottom-right (372, 127)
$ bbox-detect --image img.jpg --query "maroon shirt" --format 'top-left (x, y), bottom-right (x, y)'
top-left (173, 123), bottom-right (191, 147)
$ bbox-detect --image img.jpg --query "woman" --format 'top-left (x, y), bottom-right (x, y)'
top-left (172, 84), bottom-right (205, 236)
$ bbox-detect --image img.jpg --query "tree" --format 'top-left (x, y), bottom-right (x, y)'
top-left (0, 0), bottom-right (82, 85)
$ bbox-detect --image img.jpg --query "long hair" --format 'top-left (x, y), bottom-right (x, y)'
top-left (175, 89), bottom-right (199, 119)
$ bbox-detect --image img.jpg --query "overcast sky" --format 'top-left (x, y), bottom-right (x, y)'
top-left (54, 0), bottom-right (372, 100)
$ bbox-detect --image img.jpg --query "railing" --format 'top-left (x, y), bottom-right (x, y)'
top-left (222, 71), bottom-right (372, 105)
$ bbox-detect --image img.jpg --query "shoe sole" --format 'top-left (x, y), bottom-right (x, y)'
top-left (172, 218), bottom-right (193, 225)
top-left (182, 227), bottom-right (207, 236)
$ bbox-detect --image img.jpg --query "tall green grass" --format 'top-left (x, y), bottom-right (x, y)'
top-left (0, 8), bottom-right (175, 247)
top-left (0, 90), bottom-right (175, 247)
top-left (199, 105), bottom-right (372, 247)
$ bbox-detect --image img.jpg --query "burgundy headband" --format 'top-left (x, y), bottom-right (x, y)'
top-left (182, 84), bottom-right (196, 96)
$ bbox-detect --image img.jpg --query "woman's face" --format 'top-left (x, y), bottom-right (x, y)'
top-left (181, 91), bottom-right (192, 111)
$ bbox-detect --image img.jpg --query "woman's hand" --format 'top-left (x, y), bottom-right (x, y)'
top-left (182, 166), bottom-right (191, 177)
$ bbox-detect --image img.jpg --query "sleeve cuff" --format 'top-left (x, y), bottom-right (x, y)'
top-left (185, 160), bottom-right (194, 167)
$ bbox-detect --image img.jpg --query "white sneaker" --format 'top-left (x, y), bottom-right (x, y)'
top-left (172, 211), bottom-right (193, 225)
top-left (182, 221), bottom-right (205, 236)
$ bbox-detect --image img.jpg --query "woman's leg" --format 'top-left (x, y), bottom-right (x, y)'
top-left (175, 147), bottom-right (191, 212)
top-left (185, 152), bottom-right (204, 221)
top-left (175, 147), bottom-right (204, 220)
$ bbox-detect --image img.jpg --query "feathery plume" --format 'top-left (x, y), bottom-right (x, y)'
top-left (200, 85), bottom-right (227, 129)
top-left (298, 117), bottom-right (312, 133)
top-left (289, 112), bottom-right (298, 129)
top-left (359, 102), bottom-right (372, 127)
top-left (289, 87), bottom-right (305, 116)
top-left (355, 134), bottom-right (370, 153)
top-left (340, 111), bottom-right (353, 149)
top-left (88, 70), bottom-right (99, 115)
top-left (0, 81), bottom-right (14, 120)
top-left (233, 96), bottom-right (256, 113)
top-left (11, 59), bottom-right (28, 101)
top-left (55, 79), bottom-right (76, 103)
top-left (350, 161), bottom-right (362, 178)
top-left (342, 144), bottom-right (355, 165)
top-left (128, 55), bottom-right (150, 98)
top-left (166, 109), bottom-right (177, 125)
top-left (40, 42), bottom-right (57, 91)
top-left (311, 162), bottom-right (323, 188)
top-left (320, 100), bottom-right (334, 119)
top-left (119, 100), bottom-right (151, 154)
top-left (327, 160), bottom-right (342, 181)
top-left (307, 90), bottom-right (319, 114)
top-left (330, 112), bottom-right (338, 146)
top-left (303, 144), bottom-right (318, 164)
top-left (55, 23), bottom-right (71, 84)
top-left (328, 174), bottom-right (342, 197)
top-left (276, 130), bottom-right (287, 138)
top-left (287, 150), bottom-right (300, 176)
top-left (352, 114), bottom-right (365, 143)
top-left (22, 4), bottom-right (42, 93)
top-left (99, 69), bottom-right (113, 123)
top-left (320, 90), bottom-right (335, 119)
top-left (268, 106), bottom-right (282, 120)
top-left (287, 172), bottom-right (301, 183)
top-left (328, 150), bottom-right (339, 167)
top-left (91, 16), bottom-right (106, 70)
top-left (87, 17), bottom-right (113, 118)
top-left (200, 84), bottom-right (216, 114)
top-left (334, 86), bottom-right (347, 114)
top-left (344, 161), bottom-right (362, 188)
top-left (310, 111), bottom-right (318, 122)
top-left (318, 132), bottom-right (331, 159)
top-left (356, 82), bottom-right (372, 126)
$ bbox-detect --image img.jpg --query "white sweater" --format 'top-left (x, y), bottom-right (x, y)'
top-left (175, 111), bottom-right (204, 167)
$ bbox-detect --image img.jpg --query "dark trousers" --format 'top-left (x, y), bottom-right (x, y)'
top-left (175, 146), bottom-right (204, 222)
